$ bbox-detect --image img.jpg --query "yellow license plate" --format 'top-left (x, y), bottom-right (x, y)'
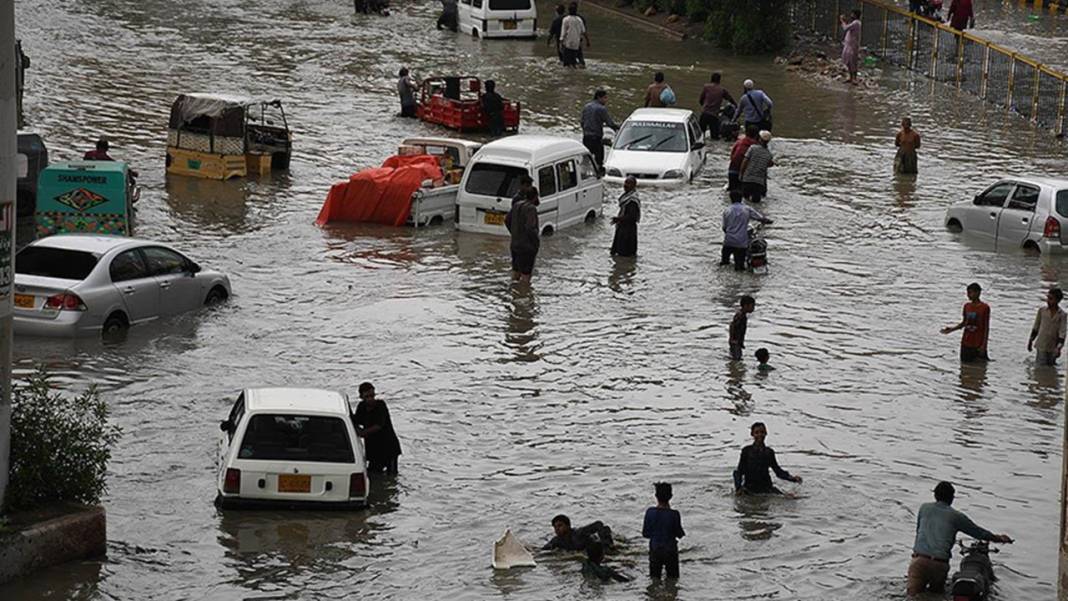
top-left (277, 474), bottom-right (311, 493)
top-left (503, 20), bottom-right (517, 30)
top-left (14, 294), bottom-right (33, 308)
top-left (484, 211), bottom-right (506, 225)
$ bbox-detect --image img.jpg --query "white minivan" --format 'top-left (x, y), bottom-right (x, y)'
top-left (456, 135), bottom-right (604, 236)
top-left (458, 0), bottom-right (537, 39)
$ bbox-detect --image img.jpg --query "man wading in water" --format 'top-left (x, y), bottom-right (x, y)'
top-left (733, 422), bottom-right (802, 495)
top-left (894, 117), bottom-right (921, 174)
top-left (505, 187), bottom-right (541, 283)
top-left (941, 282), bottom-right (989, 363)
top-left (353, 382), bottom-right (402, 475)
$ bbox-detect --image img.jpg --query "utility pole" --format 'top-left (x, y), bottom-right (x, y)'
top-left (0, 0), bottom-right (16, 512)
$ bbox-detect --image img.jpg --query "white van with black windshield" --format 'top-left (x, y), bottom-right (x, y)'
top-left (456, 135), bottom-right (603, 236)
top-left (459, 0), bottom-right (537, 39)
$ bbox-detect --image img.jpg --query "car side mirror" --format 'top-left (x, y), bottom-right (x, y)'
top-left (220, 420), bottom-right (232, 432)
top-left (692, 142), bottom-right (705, 150)
top-left (188, 262), bottom-right (201, 275)
top-left (974, 194), bottom-right (982, 204)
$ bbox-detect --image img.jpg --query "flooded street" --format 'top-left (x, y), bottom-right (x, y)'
top-left (7, 0), bottom-right (1068, 599)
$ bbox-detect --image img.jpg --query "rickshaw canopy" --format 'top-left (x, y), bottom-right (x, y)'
top-left (168, 93), bottom-right (284, 137)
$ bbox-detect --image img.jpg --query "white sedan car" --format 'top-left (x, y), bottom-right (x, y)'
top-left (603, 108), bottom-right (707, 186)
top-left (944, 176), bottom-right (1068, 253)
top-left (13, 234), bottom-right (231, 337)
top-left (216, 388), bottom-right (369, 509)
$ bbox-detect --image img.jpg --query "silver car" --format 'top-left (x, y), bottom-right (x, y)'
top-left (944, 177), bottom-right (1068, 254)
top-left (13, 234), bottom-right (231, 337)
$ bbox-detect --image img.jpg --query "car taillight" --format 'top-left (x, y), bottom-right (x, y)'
top-left (44, 292), bottom-right (86, 311)
top-left (224, 468), bottom-right (241, 494)
top-left (348, 472), bottom-right (366, 498)
top-left (1044, 216), bottom-right (1062, 239)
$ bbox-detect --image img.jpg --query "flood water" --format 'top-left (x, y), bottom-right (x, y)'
top-left (6, 0), bottom-right (1068, 599)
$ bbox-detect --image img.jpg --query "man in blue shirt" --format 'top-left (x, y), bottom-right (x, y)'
top-left (732, 79), bottom-right (773, 132)
top-left (721, 190), bottom-right (772, 271)
top-left (908, 481), bottom-right (1013, 596)
top-left (580, 89), bottom-right (618, 174)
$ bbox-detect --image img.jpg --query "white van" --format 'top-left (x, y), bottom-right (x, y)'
top-left (458, 0), bottom-right (537, 39)
top-left (456, 135), bottom-right (604, 236)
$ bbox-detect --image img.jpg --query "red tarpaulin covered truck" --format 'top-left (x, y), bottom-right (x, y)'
top-left (417, 76), bottom-right (520, 133)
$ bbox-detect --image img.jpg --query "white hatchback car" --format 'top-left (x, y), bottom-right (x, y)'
top-left (944, 177), bottom-right (1068, 253)
top-left (216, 388), bottom-right (369, 510)
top-left (603, 108), bottom-right (706, 186)
top-left (13, 234), bottom-right (231, 337)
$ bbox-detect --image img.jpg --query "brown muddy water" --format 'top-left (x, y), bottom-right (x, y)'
top-left (5, 0), bottom-right (1068, 599)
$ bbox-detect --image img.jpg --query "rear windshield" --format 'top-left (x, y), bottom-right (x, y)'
top-left (238, 414), bottom-right (355, 463)
top-left (1056, 190), bottom-right (1068, 218)
top-left (489, 0), bottom-right (531, 9)
top-left (15, 246), bottom-right (98, 280)
top-left (464, 162), bottom-right (526, 197)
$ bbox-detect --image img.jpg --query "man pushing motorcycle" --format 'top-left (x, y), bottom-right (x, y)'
top-left (907, 481), bottom-right (1013, 597)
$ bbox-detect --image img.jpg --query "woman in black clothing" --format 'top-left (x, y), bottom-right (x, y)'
top-left (353, 382), bottom-right (402, 474)
top-left (610, 176), bottom-right (640, 257)
top-left (733, 422), bottom-right (802, 494)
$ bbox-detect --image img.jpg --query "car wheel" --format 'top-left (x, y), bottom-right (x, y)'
top-left (1024, 241), bottom-right (1041, 254)
top-left (541, 225), bottom-right (554, 237)
top-left (585, 210), bottom-right (597, 224)
top-left (472, 27), bottom-right (479, 38)
top-left (205, 286), bottom-right (229, 306)
top-left (102, 313), bottom-right (128, 337)
top-left (946, 218), bottom-right (962, 233)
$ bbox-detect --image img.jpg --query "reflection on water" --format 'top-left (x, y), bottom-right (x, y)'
top-left (164, 177), bottom-right (254, 233)
top-left (506, 287), bottom-right (540, 362)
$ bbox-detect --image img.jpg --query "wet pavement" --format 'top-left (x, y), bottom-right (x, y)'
top-left (5, 0), bottom-right (1068, 599)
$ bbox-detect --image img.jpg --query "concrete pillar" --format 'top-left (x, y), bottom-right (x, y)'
top-left (0, 0), bottom-right (16, 512)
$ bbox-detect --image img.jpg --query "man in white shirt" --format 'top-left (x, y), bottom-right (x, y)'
top-left (560, 3), bottom-right (587, 69)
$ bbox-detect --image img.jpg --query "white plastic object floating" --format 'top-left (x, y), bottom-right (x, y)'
top-left (492, 528), bottom-right (536, 569)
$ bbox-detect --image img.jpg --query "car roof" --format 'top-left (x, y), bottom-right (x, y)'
top-left (30, 234), bottom-right (155, 255)
top-left (402, 136), bottom-right (482, 150)
top-left (625, 108), bottom-right (694, 122)
top-left (1000, 176), bottom-right (1068, 190)
top-left (476, 135), bottom-right (587, 164)
top-left (244, 387), bottom-right (350, 414)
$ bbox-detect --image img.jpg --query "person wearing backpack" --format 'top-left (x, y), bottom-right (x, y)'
top-left (644, 72), bottom-right (671, 108)
top-left (732, 79), bottom-right (773, 132)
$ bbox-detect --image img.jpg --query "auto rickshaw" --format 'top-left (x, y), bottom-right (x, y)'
top-left (35, 161), bottom-right (137, 237)
top-left (166, 93), bottom-right (292, 180)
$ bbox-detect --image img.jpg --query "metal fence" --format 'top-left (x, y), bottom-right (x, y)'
top-left (790, 0), bottom-right (1068, 135)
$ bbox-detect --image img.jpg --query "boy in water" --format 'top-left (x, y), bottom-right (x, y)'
top-left (734, 422), bottom-right (802, 495)
top-left (729, 295), bottom-right (756, 361)
top-left (642, 482), bottom-right (685, 579)
top-left (940, 282), bottom-right (990, 363)
top-left (754, 347), bottom-right (773, 371)
top-left (581, 541), bottom-right (631, 583)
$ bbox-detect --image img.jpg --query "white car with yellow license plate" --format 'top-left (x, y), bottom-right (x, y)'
top-left (216, 387), bottom-right (370, 509)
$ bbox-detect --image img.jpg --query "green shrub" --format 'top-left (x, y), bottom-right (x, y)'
top-left (685, 0), bottom-right (708, 22)
top-left (701, 0), bottom-right (792, 53)
top-left (635, 0), bottom-right (660, 13)
top-left (4, 368), bottom-right (121, 512)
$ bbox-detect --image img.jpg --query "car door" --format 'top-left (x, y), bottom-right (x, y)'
top-left (218, 393), bottom-right (245, 481)
top-left (108, 248), bottom-right (160, 324)
top-left (577, 154), bottom-right (601, 216)
top-left (996, 183), bottom-right (1040, 249)
top-left (555, 158), bottom-right (579, 227)
top-left (963, 181), bottom-right (1016, 241)
top-left (688, 116), bottom-right (705, 175)
top-left (143, 246), bottom-right (203, 315)
top-left (534, 163), bottom-right (559, 232)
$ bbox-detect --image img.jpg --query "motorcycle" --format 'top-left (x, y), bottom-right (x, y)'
top-left (950, 539), bottom-right (998, 601)
top-left (746, 223), bottom-right (768, 274)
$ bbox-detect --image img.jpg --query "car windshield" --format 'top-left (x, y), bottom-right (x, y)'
top-left (1056, 190), bottom-right (1068, 218)
top-left (238, 414), bottom-right (355, 463)
top-left (464, 162), bottom-right (526, 197)
top-left (613, 121), bottom-right (687, 152)
top-left (15, 246), bottom-right (98, 280)
top-left (488, 0), bottom-right (530, 8)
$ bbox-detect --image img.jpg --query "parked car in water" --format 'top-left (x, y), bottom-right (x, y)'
top-left (944, 177), bottom-right (1068, 253)
top-left (603, 108), bottom-right (706, 186)
top-left (458, 0), bottom-right (537, 39)
top-left (12, 234), bottom-right (231, 337)
top-left (216, 387), bottom-right (369, 509)
top-left (456, 135), bottom-right (603, 236)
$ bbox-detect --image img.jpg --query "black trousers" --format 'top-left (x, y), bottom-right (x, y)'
top-left (699, 112), bottom-right (721, 138)
top-left (400, 103), bottom-right (417, 118)
top-left (650, 548), bottom-right (679, 579)
top-left (368, 456), bottom-right (398, 474)
top-left (721, 245), bottom-right (746, 271)
top-left (582, 134), bottom-right (604, 171)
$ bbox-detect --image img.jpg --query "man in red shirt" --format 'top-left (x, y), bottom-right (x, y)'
top-left (947, 0), bottom-right (974, 31)
top-left (941, 282), bottom-right (989, 362)
top-left (727, 125), bottom-right (758, 192)
top-left (83, 138), bottom-right (114, 161)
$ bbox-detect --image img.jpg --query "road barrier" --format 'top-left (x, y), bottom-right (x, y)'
top-left (789, 0), bottom-right (1068, 135)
